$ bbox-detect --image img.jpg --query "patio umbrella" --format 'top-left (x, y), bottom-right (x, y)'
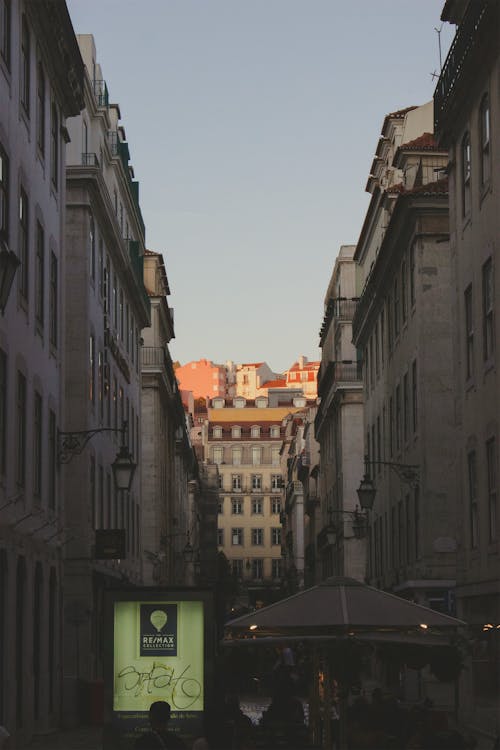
top-left (223, 577), bottom-right (466, 750)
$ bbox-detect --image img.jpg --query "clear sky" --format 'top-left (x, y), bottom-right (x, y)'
top-left (66, 1), bottom-right (454, 374)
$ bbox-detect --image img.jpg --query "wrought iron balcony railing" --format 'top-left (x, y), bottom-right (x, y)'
top-left (317, 360), bottom-right (363, 397)
top-left (81, 152), bottom-right (99, 167)
top-left (93, 79), bottom-right (109, 107)
top-left (319, 297), bottom-right (359, 343)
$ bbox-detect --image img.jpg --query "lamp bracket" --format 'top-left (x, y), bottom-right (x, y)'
top-left (365, 459), bottom-right (419, 487)
top-left (58, 421), bottom-right (128, 464)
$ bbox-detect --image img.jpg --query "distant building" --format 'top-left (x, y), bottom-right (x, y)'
top-left (284, 356), bottom-right (320, 399)
top-left (235, 361), bottom-right (278, 399)
top-left (175, 358), bottom-right (227, 400)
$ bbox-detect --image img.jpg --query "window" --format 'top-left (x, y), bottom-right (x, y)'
top-left (89, 334), bottom-right (95, 403)
top-left (395, 385), bottom-right (401, 451)
top-left (414, 487), bottom-right (420, 560)
top-left (212, 446), bottom-right (223, 465)
top-left (89, 215), bottom-right (95, 282)
top-left (271, 474), bottom-right (282, 491)
top-left (231, 559), bottom-right (243, 578)
top-left (98, 350), bottom-right (104, 419)
top-left (252, 498), bottom-right (263, 514)
top-left (412, 360), bottom-right (418, 433)
top-left (251, 474), bottom-right (262, 492)
top-left (251, 425), bottom-right (260, 438)
top-left (20, 15), bottom-right (30, 114)
top-left (387, 294), bottom-right (393, 352)
top-left (231, 528), bottom-right (243, 546)
top-left (19, 188), bottom-right (28, 301)
top-left (270, 425), bottom-right (280, 438)
top-left (465, 284), bottom-right (474, 379)
top-left (232, 425), bottom-right (241, 438)
top-left (389, 396), bottom-right (394, 458)
top-left (271, 496), bottom-right (281, 514)
top-left (89, 454), bottom-right (96, 529)
top-left (213, 426), bottom-right (222, 438)
top-left (36, 62), bottom-right (45, 154)
top-left (468, 451), bottom-right (478, 548)
top-left (35, 221), bottom-right (44, 328)
top-left (119, 288), bottom-right (124, 340)
top-left (251, 446), bottom-right (261, 465)
top-left (48, 410), bottom-right (56, 509)
top-left (486, 438), bottom-right (497, 542)
top-left (231, 474), bottom-right (242, 492)
top-left (16, 371), bottom-right (26, 487)
top-left (403, 373), bottom-right (409, 442)
top-left (251, 528), bottom-right (264, 546)
top-left (0, 0), bottom-right (11, 68)
top-left (50, 103), bottom-right (58, 189)
top-left (217, 498), bottom-right (223, 514)
top-left (49, 253), bottom-right (59, 347)
top-left (462, 132), bottom-right (471, 216)
top-left (217, 473), bottom-right (223, 490)
top-left (271, 446), bottom-right (280, 466)
top-left (33, 391), bottom-right (42, 499)
top-left (271, 527), bottom-right (281, 545)
top-left (217, 529), bottom-right (224, 546)
top-left (272, 558), bottom-right (282, 579)
top-left (380, 310), bottom-right (385, 366)
top-left (231, 498), bottom-right (243, 515)
top-left (369, 336), bottom-right (374, 387)
top-left (393, 277), bottom-right (400, 337)
top-left (0, 143), bottom-right (8, 242)
top-left (480, 94), bottom-right (490, 186)
top-left (232, 447), bottom-right (241, 466)
top-left (482, 258), bottom-right (494, 361)
top-left (401, 261), bottom-right (407, 323)
top-left (0, 349), bottom-right (6, 475)
top-left (375, 321), bottom-right (380, 377)
top-left (410, 245), bottom-right (416, 307)
top-left (405, 494), bottom-right (411, 563)
top-left (251, 559), bottom-right (263, 579)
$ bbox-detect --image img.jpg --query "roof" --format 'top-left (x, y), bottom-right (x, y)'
top-left (208, 407), bottom-right (302, 423)
top-left (240, 362), bottom-right (264, 369)
top-left (387, 105), bottom-right (418, 119)
top-left (145, 248), bottom-right (159, 256)
top-left (288, 361), bottom-right (320, 371)
top-left (401, 132), bottom-right (438, 150)
top-left (261, 379), bottom-right (287, 388)
top-left (400, 177), bottom-right (449, 197)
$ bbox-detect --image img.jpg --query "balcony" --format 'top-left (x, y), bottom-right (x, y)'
top-left (93, 79), bottom-right (109, 108)
top-left (317, 360), bottom-right (362, 397)
top-left (141, 346), bottom-right (176, 390)
top-left (319, 297), bottom-right (359, 344)
top-left (81, 152), bottom-right (99, 167)
top-left (434, 0), bottom-right (495, 137)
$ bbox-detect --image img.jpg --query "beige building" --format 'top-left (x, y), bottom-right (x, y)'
top-left (352, 103), bottom-right (458, 618)
top-left (62, 34), bottom-right (150, 722)
top-left (235, 361), bottom-right (277, 399)
top-left (0, 1), bottom-right (84, 741)
top-left (206, 396), bottom-right (303, 606)
top-left (141, 250), bottom-right (196, 586)
top-left (315, 245), bottom-right (365, 582)
top-left (434, 0), bottom-right (499, 736)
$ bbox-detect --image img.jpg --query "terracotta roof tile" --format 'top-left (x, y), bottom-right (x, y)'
top-left (396, 177), bottom-right (449, 197)
top-left (402, 132), bottom-right (438, 150)
top-left (262, 379), bottom-right (287, 388)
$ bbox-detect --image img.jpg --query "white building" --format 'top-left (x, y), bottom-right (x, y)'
top-left (0, 1), bottom-right (84, 742)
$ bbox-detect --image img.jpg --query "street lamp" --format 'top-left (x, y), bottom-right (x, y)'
top-left (356, 455), bottom-right (420, 508)
top-left (0, 240), bottom-right (20, 315)
top-left (58, 420), bottom-right (136, 490)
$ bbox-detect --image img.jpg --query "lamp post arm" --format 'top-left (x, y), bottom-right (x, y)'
top-left (364, 458), bottom-right (419, 486)
top-left (58, 421), bottom-right (128, 464)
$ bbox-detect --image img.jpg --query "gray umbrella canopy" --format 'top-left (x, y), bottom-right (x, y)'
top-left (225, 577), bottom-right (466, 639)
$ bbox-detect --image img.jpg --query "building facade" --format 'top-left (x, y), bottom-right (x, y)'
top-left (315, 246), bottom-right (365, 582)
top-left (205, 395), bottom-right (302, 607)
top-left (352, 104), bottom-right (458, 616)
top-left (0, 1), bottom-right (84, 742)
top-left (434, 0), bottom-right (500, 735)
top-left (62, 34), bottom-right (150, 722)
top-left (175, 358), bottom-right (227, 400)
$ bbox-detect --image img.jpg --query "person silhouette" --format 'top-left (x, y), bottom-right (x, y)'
top-left (134, 701), bottom-right (187, 749)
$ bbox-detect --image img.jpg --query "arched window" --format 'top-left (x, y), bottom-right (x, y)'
top-left (251, 425), bottom-right (260, 438)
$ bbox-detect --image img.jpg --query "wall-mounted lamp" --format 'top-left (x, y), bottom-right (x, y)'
top-left (58, 420), bottom-right (136, 490)
top-left (357, 455), bottom-right (420, 508)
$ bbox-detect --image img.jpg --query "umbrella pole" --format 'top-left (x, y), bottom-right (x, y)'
top-left (310, 644), bottom-right (321, 747)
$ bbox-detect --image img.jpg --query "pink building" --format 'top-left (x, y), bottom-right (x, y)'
top-left (175, 359), bottom-right (227, 399)
top-left (285, 356), bottom-right (320, 398)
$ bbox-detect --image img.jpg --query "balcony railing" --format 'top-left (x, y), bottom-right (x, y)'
top-left (434, 0), bottom-right (493, 134)
top-left (319, 297), bottom-right (359, 343)
top-left (81, 152), bottom-right (99, 167)
top-left (317, 360), bottom-right (362, 397)
top-left (93, 79), bottom-right (109, 107)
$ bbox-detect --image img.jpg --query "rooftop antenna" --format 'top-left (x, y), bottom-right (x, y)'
top-left (430, 23), bottom-right (444, 81)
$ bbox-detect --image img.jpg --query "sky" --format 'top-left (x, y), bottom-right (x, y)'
top-left (66, 1), bottom-right (454, 374)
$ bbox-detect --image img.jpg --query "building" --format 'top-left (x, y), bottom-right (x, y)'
top-left (284, 356), bottom-right (320, 399)
top-left (205, 394), bottom-right (304, 607)
top-left (62, 34), bottom-right (150, 723)
top-left (141, 250), bottom-right (196, 586)
top-left (315, 246), bottom-right (365, 582)
top-left (351, 103), bottom-right (457, 619)
top-left (0, 0), bottom-right (84, 742)
top-left (434, 0), bottom-right (499, 735)
top-left (235, 361), bottom-right (278, 400)
top-left (174, 358), bottom-right (227, 400)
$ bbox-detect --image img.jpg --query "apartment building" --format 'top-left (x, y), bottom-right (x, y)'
top-left (434, 0), bottom-right (499, 735)
top-left (206, 395), bottom-right (303, 607)
top-left (175, 358), bottom-right (227, 400)
top-left (0, 0), bottom-right (84, 741)
top-left (352, 104), bottom-right (458, 617)
top-left (62, 34), bottom-right (150, 722)
top-left (141, 250), bottom-right (196, 586)
top-left (315, 246), bottom-right (365, 582)
top-left (284, 356), bottom-right (320, 399)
